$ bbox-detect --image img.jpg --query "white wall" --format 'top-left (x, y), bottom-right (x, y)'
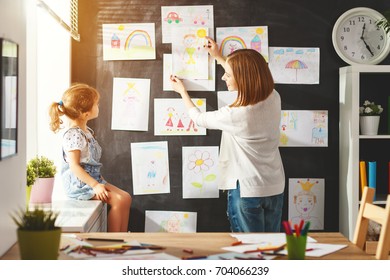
top-left (0, 0), bottom-right (70, 256)
top-left (30, 1), bottom-right (71, 200)
top-left (0, 0), bottom-right (27, 256)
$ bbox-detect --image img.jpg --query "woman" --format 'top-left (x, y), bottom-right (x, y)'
top-left (170, 37), bottom-right (285, 232)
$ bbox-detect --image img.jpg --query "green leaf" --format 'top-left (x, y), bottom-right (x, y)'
top-left (10, 207), bottom-right (59, 231)
top-left (204, 174), bottom-right (217, 181)
top-left (191, 182), bottom-right (202, 188)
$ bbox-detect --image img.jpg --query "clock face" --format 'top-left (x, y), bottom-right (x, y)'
top-left (332, 8), bottom-right (390, 65)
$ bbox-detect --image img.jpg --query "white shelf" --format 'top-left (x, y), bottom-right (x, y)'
top-left (359, 135), bottom-right (390, 139)
top-left (339, 65), bottom-right (390, 241)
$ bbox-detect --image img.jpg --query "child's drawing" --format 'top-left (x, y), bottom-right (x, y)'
top-left (102, 23), bottom-right (156, 60)
top-left (111, 77), bottom-right (150, 131)
top-left (163, 54), bottom-right (215, 91)
top-left (161, 5), bottom-right (214, 44)
top-left (154, 98), bottom-right (206, 136)
top-left (172, 27), bottom-right (209, 79)
top-left (216, 26), bottom-right (269, 61)
top-left (182, 146), bottom-right (219, 199)
top-left (217, 91), bottom-right (238, 109)
top-left (288, 178), bottom-right (325, 230)
top-left (280, 110), bottom-right (328, 147)
top-left (130, 141), bottom-right (170, 195)
top-left (145, 210), bottom-right (197, 233)
top-left (269, 47), bottom-right (319, 84)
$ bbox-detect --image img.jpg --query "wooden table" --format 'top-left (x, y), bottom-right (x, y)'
top-left (1, 232), bottom-right (384, 260)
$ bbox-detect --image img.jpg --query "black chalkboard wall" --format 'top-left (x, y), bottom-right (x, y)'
top-left (71, 0), bottom-right (390, 232)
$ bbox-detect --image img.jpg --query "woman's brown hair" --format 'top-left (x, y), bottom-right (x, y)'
top-left (48, 83), bottom-right (100, 133)
top-left (228, 49), bottom-right (274, 107)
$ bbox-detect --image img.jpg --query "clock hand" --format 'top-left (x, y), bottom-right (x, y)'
top-left (359, 24), bottom-right (374, 57)
top-left (361, 38), bottom-right (374, 56)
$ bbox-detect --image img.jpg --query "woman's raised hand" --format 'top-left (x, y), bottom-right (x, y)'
top-left (204, 36), bottom-right (220, 58)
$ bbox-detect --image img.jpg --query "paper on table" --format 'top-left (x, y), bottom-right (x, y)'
top-left (70, 249), bottom-right (155, 259)
top-left (61, 237), bottom-right (155, 259)
top-left (231, 233), bottom-right (317, 244)
top-left (279, 243), bottom-right (348, 257)
top-left (222, 243), bottom-right (285, 254)
top-left (207, 252), bottom-right (276, 260)
top-left (88, 252), bottom-right (180, 260)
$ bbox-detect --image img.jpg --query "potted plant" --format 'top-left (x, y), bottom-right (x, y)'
top-left (11, 208), bottom-right (61, 259)
top-left (27, 156), bottom-right (57, 204)
top-left (359, 100), bottom-right (384, 135)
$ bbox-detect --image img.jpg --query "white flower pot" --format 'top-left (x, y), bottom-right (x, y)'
top-left (360, 116), bottom-right (380, 135)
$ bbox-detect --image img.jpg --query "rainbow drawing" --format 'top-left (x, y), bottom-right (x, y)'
top-left (124, 30), bottom-right (152, 49)
top-left (219, 35), bottom-right (247, 56)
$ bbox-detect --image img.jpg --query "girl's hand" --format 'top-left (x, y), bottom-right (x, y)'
top-left (94, 183), bottom-right (109, 202)
top-left (170, 75), bottom-right (186, 96)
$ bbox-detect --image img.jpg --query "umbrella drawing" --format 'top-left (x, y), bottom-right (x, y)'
top-left (285, 59), bottom-right (307, 81)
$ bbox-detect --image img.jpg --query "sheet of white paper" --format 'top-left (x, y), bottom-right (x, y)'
top-left (222, 243), bottom-right (285, 254)
top-left (145, 210), bottom-right (197, 233)
top-left (99, 252), bottom-right (180, 260)
top-left (111, 77), bottom-right (150, 131)
top-left (279, 243), bottom-right (348, 257)
top-left (216, 26), bottom-right (269, 61)
top-left (280, 110), bottom-right (328, 147)
top-left (182, 146), bottom-right (219, 199)
top-left (269, 47), bottom-right (320, 84)
top-left (171, 27), bottom-right (209, 79)
top-left (61, 236), bottom-right (154, 259)
top-left (161, 5), bottom-right (214, 44)
top-left (230, 233), bottom-right (317, 244)
top-left (288, 178), bottom-right (325, 230)
top-left (207, 252), bottom-right (274, 260)
top-left (131, 141), bottom-right (170, 195)
top-left (163, 54), bottom-right (215, 91)
top-left (102, 23), bottom-right (156, 60)
top-left (154, 98), bottom-right (206, 136)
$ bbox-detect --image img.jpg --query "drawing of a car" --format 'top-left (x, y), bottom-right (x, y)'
top-left (164, 12), bottom-right (182, 24)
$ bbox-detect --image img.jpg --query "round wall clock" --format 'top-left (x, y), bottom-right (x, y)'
top-left (332, 7), bottom-right (390, 65)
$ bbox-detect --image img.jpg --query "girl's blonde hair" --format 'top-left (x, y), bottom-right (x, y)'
top-left (227, 49), bottom-right (274, 107)
top-left (49, 83), bottom-right (100, 133)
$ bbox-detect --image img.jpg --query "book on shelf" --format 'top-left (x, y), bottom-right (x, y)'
top-left (359, 161), bottom-right (378, 200)
top-left (359, 161), bottom-right (367, 199)
top-left (368, 161), bottom-right (377, 201)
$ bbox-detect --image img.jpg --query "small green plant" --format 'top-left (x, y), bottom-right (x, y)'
top-left (376, 10), bottom-right (390, 35)
top-left (11, 208), bottom-right (59, 231)
top-left (26, 156), bottom-right (57, 187)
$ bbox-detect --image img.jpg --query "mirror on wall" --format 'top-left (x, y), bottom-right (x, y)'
top-left (0, 38), bottom-right (18, 159)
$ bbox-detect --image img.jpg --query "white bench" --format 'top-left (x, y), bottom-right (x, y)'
top-left (29, 200), bottom-right (107, 232)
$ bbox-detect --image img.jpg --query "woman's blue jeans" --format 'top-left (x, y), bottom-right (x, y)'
top-left (227, 181), bottom-right (284, 232)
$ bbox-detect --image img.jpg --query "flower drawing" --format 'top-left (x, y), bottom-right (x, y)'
top-left (187, 150), bottom-right (214, 173)
top-left (187, 150), bottom-right (216, 190)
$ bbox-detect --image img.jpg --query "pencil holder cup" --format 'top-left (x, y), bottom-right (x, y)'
top-left (286, 234), bottom-right (307, 260)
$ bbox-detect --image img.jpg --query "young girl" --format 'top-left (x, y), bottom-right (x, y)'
top-left (49, 83), bottom-right (132, 232)
top-left (170, 37), bottom-right (285, 232)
